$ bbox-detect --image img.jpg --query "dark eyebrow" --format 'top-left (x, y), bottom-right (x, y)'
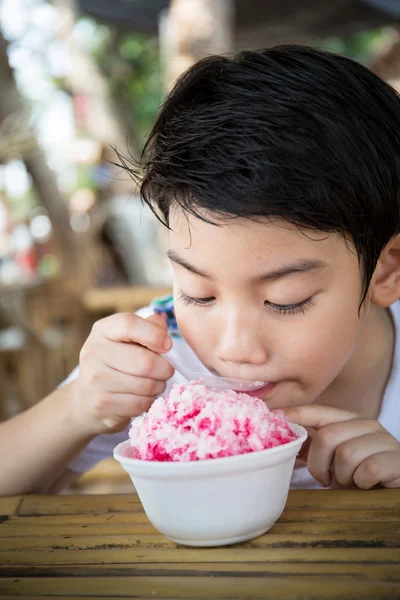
top-left (255, 259), bottom-right (327, 282)
top-left (167, 250), bottom-right (212, 278)
top-left (167, 250), bottom-right (327, 281)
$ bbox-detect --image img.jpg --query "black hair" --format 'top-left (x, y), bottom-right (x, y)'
top-left (118, 45), bottom-right (400, 303)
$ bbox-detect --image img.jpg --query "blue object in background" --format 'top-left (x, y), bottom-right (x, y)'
top-left (152, 295), bottom-right (181, 338)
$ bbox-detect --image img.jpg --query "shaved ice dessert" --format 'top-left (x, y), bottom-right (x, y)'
top-left (126, 381), bottom-right (297, 462)
top-left (114, 380), bottom-right (307, 547)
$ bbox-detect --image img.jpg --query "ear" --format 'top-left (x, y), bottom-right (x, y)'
top-left (370, 235), bottom-right (400, 307)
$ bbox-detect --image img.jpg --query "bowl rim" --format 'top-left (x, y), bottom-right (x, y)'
top-left (113, 422), bottom-right (307, 474)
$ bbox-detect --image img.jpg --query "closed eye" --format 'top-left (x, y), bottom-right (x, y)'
top-left (178, 291), bottom-right (215, 307)
top-left (178, 290), bottom-right (314, 315)
top-left (266, 297), bottom-right (314, 315)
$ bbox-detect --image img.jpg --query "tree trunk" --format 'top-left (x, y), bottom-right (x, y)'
top-left (369, 28), bottom-right (400, 87)
top-left (159, 0), bottom-right (235, 90)
top-left (54, 0), bottom-right (140, 190)
top-left (0, 31), bottom-right (75, 265)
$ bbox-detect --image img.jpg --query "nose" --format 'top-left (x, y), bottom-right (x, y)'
top-left (216, 310), bottom-right (269, 369)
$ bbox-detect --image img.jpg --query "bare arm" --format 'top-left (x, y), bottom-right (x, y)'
top-left (45, 468), bottom-right (82, 494)
top-left (0, 382), bottom-right (94, 496)
top-left (0, 312), bottom-right (173, 496)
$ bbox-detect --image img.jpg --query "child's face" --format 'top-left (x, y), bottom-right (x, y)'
top-left (168, 208), bottom-right (368, 409)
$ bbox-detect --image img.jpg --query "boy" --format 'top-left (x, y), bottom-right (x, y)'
top-left (0, 45), bottom-right (399, 495)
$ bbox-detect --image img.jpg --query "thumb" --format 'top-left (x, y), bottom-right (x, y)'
top-left (147, 313), bottom-right (169, 331)
top-left (146, 313), bottom-right (172, 353)
top-left (296, 426), bottom-right (316, 465)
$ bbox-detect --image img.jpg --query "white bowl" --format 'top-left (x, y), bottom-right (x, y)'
top-left (113, 423), bottom-right (307, 547)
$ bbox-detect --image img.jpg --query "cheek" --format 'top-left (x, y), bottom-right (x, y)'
top-left (174, 303), bottom-right (214, 355)
top-left (284, 303), bottom-right (363, 387)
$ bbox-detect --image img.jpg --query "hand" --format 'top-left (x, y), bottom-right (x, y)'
top-left (70, 313), bottom-right (174, 435)
top-left (281, 405), bottom-right (400, 489)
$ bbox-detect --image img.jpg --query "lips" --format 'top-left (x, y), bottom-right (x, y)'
top-left (206, 365), bottom-right (280, 398)
top-left (246, 382), bottom-right (278, 398)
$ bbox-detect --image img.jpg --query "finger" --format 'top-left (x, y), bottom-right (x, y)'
top-left (106, 392), bottom-right (157, 417)
top-left (332, 431), bottom-right (399, 487)
top-left (353, 451), bottom-right (400, 489)
top-left (102, 393), bottom-right (158, 430)
top-left (146, 313), bottom-right (169, 328)
top-left (282, 405), bottom-right (358, 429)
top-left (93, 313), bottom-right (172, 353)
top-left (296, 427), bottom-right (316, 465)
top-left (99, 342), bottom-right (174, 381)
top-left (328, 474), bottom-right (350, 490)
top-left (102, 416), bottom-right (131, 431)
top-left (85, 364), bottom-right (168, 397)
top-left (97, 389), bottom-right (160, 423)
top-left (307, 419), bottom-right (381, 487)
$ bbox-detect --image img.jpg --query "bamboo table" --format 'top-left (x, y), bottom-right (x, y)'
top-left (0, 490), bottom-right (399, 599)
top-left (82, 286), bottom-right (172, 315)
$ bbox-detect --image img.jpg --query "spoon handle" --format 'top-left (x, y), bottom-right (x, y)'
top-left (162, 348), bottom-right (197, 382)
top-left (162, 349), bottom-right (265, 392)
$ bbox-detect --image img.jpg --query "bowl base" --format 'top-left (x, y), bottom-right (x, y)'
top-left (165, 525), bottom-right (273, 547)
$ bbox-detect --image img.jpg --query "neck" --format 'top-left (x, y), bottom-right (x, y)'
top-left (318, 304), bottom-right (395, 419)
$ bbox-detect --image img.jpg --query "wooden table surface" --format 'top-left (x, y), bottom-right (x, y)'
top-left (0, 490), bottom-right (399, 599)
top-left (82, 286), bottom-right (172, 315)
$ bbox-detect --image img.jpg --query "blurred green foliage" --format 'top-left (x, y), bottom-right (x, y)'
top-left (7, 186), bottom-right (37, 221)
top-left (79, 16), bottom-right (394, 151)
top-left (115, 34), bottom-right (163, 141)
top-left (316, 27), bottom-right (393, 64)
top-left (79, 17), bottom-right (163, 149)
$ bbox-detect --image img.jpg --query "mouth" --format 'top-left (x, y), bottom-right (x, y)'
top-left (205, 366), bottom-right (280, 397)
top-left (246, 382), bottom-right (278, 398)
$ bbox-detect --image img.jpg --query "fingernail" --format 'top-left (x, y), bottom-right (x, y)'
top-left (163, 337), bottom-right (172, 351)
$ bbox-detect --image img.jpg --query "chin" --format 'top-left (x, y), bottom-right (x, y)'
top-left (261, 384), bottom-right (312, 410)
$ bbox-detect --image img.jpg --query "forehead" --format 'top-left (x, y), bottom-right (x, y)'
top-left (168, 208), bottom-right (355, 269)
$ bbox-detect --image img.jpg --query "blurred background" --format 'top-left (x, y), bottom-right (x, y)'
top-left (0, 0), bottom-right (399, 493)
